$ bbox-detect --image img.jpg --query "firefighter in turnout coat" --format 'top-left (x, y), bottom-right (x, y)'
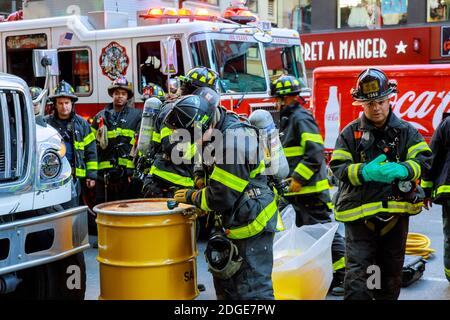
top-left (330, 68), bottom-right (432, 299)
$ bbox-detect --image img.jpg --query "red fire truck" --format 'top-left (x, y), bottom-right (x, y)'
top-left (0, 6), bottom-right (308, 119)
top-left (311, 64), bottom-right (450, 153)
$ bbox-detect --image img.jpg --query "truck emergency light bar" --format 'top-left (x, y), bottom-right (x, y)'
top-left (140, 7), bottom-right (257, 24)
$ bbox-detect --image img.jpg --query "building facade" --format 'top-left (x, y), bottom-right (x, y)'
top-left (243, 0), bottom-right (450, 81)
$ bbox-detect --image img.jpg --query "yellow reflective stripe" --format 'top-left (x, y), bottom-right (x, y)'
top-left (285, 179), bottom-right (330, 196)
top-left (421, 180), bottom-right (434, 188)
top-left (107, 128), bottom-right (136, 139)
top-left (200, 189), bottom-right (212, 212)
top-left (333, 257), bottom-right (345, 271)
top-left (436, 185), bottom-right (450, 196)
top-left (407, 141), bottom-right (431, 159)
top-left (276, 210), bottom-right (284, 232)
top-left (83, 132), bottom-right (96, 146)
top-left (445, 267), bottom-right (450, 278)
top-left (152, 132), bottom-right (161, 143)
top-left (284, 146), bottom-right (302, 157)
top-left (334, 201), bottom-right (423, 222)
top-left (210, 166), bottom-right (249, 193)
top-left (182, 143), bottom-right (197, 161)
top-left (99, 161), bottom-right (113, 170)
top-left (294, 162), bottom-right (314, 180)
top-left (75, 168), bottom-right (86, 177)
top-left (405, 160), bottom-right (421, 181)
top-left (161, 127), bottom-right (173, 140)
top-left (249, 160), bottom-right (265, 178)
top-left (74, 141), bottom-right (84, 150)
top-left (91, 127), bottom-right (97, 135)
top-left (118, 157), bottom-right (135, 169)
top-left (327, 202), bottom-right (334, 210)
top-left (284, 133), bottom-right (324, 158)
top-left (86, 161), bottom-right (98, 170)
top-left (348, 163), bottom-right (362, 186)
top-left (331, 149), bottom-right (353, 162)
top-left (150, 165), bottom-right (194, 187)
top-left (227, 198), bottom-right (278, 240)
top-left (301, 132), bottom-right (324, 146)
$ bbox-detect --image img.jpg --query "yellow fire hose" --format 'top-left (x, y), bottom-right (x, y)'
top-left (406, 233), bottom-right (436, 259)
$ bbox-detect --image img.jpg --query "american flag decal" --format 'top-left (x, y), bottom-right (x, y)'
top-left (59, 32), bottom-right (73, 46)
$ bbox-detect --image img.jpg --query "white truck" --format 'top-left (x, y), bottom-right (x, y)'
top-left (0, 72), bottom-right (89, 299)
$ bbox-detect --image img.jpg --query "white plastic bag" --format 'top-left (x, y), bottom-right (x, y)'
top-left (272, 204), bottom-right (338, 300)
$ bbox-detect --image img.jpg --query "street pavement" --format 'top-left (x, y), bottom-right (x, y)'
top-left (84, 201), bottom-right (450, 300)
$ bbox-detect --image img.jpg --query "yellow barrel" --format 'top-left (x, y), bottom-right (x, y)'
top-left (93, 199), bottom-right (199, 300)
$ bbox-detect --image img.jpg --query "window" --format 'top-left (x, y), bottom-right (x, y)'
top-left (190, 34), bottom-right (267, 93)
top-left (264, 43), bottom-right (304, 82)
top-left (248, 0), bottom-right (258, 13)
top-left (190, 40), bottom-right (211, 68)
top-left (338, 0), bottom-right (407, 29)
top-left (292, 2), bottom-right (312, 33)
top-left (211, 39), bottom-right (266, 93)
top-left (428, 0), bottom-right (449, 22)
top-left (137, 40), bottom-right (184, 95)
top-left (58, 49), bottom-right (91, 95)
top-left (6, 33), bottom-right (47, 88)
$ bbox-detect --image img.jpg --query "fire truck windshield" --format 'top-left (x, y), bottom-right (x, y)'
top-left (190, 33), bottom-right (308, 94)
top-left (190, 33), bottom-right (267, 94)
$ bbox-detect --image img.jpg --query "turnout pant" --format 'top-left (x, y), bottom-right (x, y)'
top-left (283, 196), bottom-right (346, 282)
top-left (344, 214), bottom-right (409, 300)
top-left (95, 170), bottom-right (131, 204)
top-left (443, 204), bottom-right (450, 281)
top-left (213, 231), bottom-right (275, 300)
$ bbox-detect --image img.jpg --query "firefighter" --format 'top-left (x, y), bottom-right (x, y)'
top-left (46, 80), bottom-right (97, 209)
top-left (270, 74), bottom-right (346, 296)
top-left (164, 94), bottom-right (282, 300)
top-left (422, 114), bottom-right (450, 282)
top-left (178, 66), bottom-right (220, 96)
top-left (92, 76), bottom-right (142, 203)
top-left (143, 68), bottom-right (220, 198)
top-left (329, 68), bottom-right (432, 300)
top-left (141, 88), bottom-right (194, 198)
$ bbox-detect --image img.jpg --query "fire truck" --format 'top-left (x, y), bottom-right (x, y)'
top-left (0, 71), bottom-right (89, 299)
top-left (312, 64), bottom-right (450, 154)
top-left (0, 5), bottom-right (308, 120)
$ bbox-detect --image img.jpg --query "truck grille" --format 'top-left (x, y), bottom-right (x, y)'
top-left (0, 90), bottom-right (26, 182)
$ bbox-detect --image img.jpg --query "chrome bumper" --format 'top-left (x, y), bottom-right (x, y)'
top-left (0, 206), bottom-right (90, 275)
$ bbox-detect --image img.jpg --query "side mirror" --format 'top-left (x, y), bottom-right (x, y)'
top-left (32, 49), bottom-right (59, 77)
top-left (160, 37), bottom-right (178, 75)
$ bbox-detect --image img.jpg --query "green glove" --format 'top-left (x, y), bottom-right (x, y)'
top-left (362, 154), bottom-right (387, 182)
top-left (379, 162), bottom-right (409, 182)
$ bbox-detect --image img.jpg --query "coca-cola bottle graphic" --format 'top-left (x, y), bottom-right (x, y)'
top-left (324, 86), bottom-right (340, 149)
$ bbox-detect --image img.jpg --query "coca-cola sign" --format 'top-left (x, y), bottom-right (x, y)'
top-left (391, 90), bottom-right (450, 135)
top-left (313, 65), bottom-right (450, 144)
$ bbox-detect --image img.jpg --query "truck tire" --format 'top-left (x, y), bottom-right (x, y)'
top-left (1, 205), bottom-right (87, 300)
top-left (2, 252), bottom-right (86, 300)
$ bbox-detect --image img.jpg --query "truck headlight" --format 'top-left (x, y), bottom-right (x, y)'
top-left (57, 141), bottom-right (66, 158)
top-left (40, 151), bottom-right (62, 180)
